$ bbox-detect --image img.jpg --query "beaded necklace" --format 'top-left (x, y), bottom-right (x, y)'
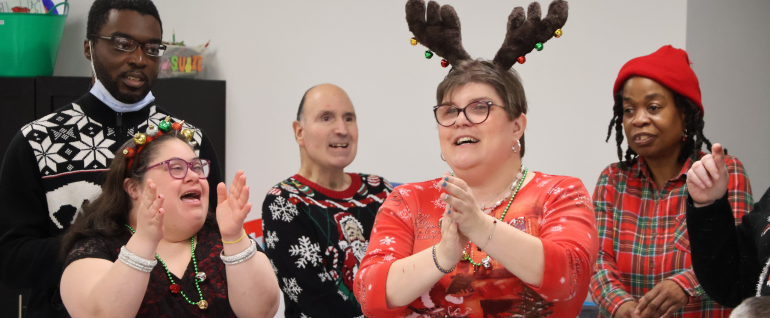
top-left (461, 166), bottom-right (528, 269)
top-left (124, 225), bottom-right (208, 310)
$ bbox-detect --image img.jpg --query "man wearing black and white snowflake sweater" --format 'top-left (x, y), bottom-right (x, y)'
top-left (263, 84), bottom-right (390, 318)
top-left (685, 143), bottom-right (769, 307)
top-left (0, 2), bottom-right (222, 317)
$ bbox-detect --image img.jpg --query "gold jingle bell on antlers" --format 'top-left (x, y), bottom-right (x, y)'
top-left (181, 129), bottom-right (194, 141)
top-left (554, 29), bottom-right (563, 38)
top-left (134, 133), bottom-right (147, 145)
top-left (410, 37), bottom-right (418, 46)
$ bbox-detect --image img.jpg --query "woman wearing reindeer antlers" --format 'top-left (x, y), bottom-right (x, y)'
top-left (353, 1), bottom-right (598, 317)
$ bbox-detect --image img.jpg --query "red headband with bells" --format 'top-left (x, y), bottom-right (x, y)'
top-left (124, 116), bottom-right (197, 170)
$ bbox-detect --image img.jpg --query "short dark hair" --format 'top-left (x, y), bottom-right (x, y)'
top-left (297, 85), bottom-right (317, 122)
top-left (436, 59), bottom-right (528, 157)
top-left (86, 0), bottom-right (163, 39)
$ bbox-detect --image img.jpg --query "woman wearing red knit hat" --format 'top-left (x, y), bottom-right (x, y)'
top-left (589, 45), bottom-right (755, 318)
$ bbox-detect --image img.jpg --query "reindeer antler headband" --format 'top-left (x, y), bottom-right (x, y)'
top-left (406, 0), bottom-right (568, 69)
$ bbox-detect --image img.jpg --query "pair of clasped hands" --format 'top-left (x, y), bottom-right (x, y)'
top-left (134, 170), bottom-right (252, 248)
top-left (617, 143), bottom-right (729, 318)
top-left (433, 172), bottom-right (493, 272)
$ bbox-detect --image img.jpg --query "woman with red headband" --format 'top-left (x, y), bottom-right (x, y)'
top-left (58, 121), bottom-right (280, 317)
top-left (590, 45), bottom-right (754, 318)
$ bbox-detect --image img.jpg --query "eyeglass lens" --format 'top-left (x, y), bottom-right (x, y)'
top-left (167, 158), bottom-right (209, 179)
top-left (112, 36), bottom-right (164, 57)
top-left (435, 102), bottom-right (491, 126)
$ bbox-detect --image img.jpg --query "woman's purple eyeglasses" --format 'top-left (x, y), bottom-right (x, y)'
top-left (139, 157), bottom-right (210, 179)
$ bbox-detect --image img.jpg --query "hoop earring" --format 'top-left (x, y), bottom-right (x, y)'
top-left (512, 139), bottom-right (521, 153)
top-left (441, 153), bottom-right (445, 161)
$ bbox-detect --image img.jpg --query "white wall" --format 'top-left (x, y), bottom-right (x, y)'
top-left (54, 0), bottom-right (690, 315)
top-left (54, 0), bottom-right (688, 211)
top-left (687, 0), bottom-right (770, 195)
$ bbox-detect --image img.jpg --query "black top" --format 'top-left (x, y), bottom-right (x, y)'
top-left (262, 173), bottom-right (391, 318)
top-left (65, 226), bottom-right (262, 317)
top-left (0, 93), bottom-right (223, 317)
top-left (687, 186), bottom-right (770, 308)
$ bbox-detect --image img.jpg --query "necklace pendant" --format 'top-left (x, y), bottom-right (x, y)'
top-left (462, 251), bottom-right (469, 261)
top-left (169, 283), bottom-right (181, 294)
top-left (481, 256), bottom-right (491, 268)
top-left (196, 272), bottom-right (207, 282)
top-left (197, 300), bottom-right (208, 310)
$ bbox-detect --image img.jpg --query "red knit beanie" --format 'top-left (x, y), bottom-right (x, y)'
top-left (613, 45), bottom-right (703, 114)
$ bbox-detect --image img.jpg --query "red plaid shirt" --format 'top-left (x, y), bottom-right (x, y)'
top-left (590, 153), bottom-right (753, 317)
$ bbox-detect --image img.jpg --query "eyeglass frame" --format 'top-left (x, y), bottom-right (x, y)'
top-left (138, 157), bottom-right (211, 180)
top-left (90, 34), bottom-right (167, 57)
top-left (432, 100), bottom-right (505, 127)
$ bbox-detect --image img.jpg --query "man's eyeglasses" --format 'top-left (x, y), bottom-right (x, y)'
top-left (432, 101), bottom-right (504, 127)
top-left (92, 34), bottom-right (167, 57)
top-left (140, 158), bottom-right (210, 179)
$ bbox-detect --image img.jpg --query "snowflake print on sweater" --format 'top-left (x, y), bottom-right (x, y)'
top-left (290, 236), bottom-right (323, 268)
top-left (269, 196), bottom-right (299, 222)
top-left (0, 93), bottom-right (224, 317)
top-left (262, 173), bottom-right (390, 318)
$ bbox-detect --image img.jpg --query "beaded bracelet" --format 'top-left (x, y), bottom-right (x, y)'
top-left (119, 246), bottom-right (157, 273)
top-left (432, 244), bottom-right (455, 274)
top-left (220, 239), bottom-right (258, 266)
top-left (479, 219), bottom-right (498, 251)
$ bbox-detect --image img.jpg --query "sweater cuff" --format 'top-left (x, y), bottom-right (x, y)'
top-left (686, 192), bottom-right (731, 221)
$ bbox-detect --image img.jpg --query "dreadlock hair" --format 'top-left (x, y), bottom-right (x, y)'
top-left (605, 82), bottom-right (717, 169)
top-left (86, 0), bottom-right (162, 39)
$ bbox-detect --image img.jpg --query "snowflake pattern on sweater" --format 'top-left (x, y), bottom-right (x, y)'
top-left (262, 173), bottom-right (391, 318)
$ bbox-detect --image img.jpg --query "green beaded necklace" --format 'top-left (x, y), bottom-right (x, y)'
top-left (461, 166), bottom-right (528, 268)
top-left (124, 224), bottom-right (208, 310)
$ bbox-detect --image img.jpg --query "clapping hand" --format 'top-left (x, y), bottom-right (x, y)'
top-left (440, 173), bottom-right (486, 235)
top-left (687, 143), bottom-right (729, 207)
top-left (134, 179), bottom-right (165, 244)
top-left (216, 171), bottom-right (253, 242)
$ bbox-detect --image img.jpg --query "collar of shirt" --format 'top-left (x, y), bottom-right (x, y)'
top-left (632, 152), bottom-right (705, 184)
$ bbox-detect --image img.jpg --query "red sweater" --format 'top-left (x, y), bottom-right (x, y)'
top-left (354, 172), bottom-right (599, 318)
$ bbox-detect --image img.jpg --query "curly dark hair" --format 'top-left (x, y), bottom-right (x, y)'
top-left (86, 0), bottom-right (162, 39)
top-left (605, 85), bottom-right (717, 168)
top-left (60, 131), bottom-right (216, 260)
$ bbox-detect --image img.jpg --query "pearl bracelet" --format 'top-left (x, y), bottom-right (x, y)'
top-left (220, 239), bottom-right (258, 266)
top-left (119, 246), bottom-right (157, 273)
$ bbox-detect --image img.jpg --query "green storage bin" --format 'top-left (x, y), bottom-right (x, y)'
top-left (0, 2), bottom-right (69, 77)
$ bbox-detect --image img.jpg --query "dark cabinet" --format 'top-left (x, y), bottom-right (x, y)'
top-left (0, 77), bottom-right (226, 317)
